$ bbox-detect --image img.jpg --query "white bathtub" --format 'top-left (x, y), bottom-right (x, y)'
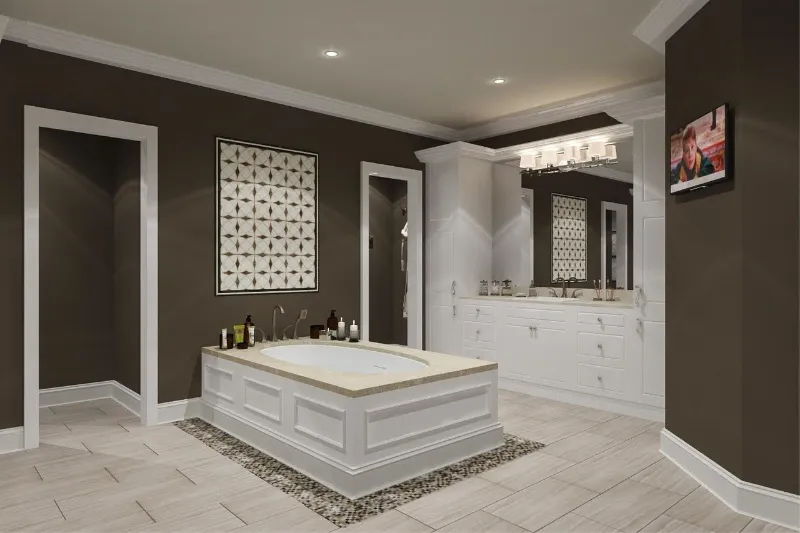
top-left (261, 344), bottom-right (428, 374)
top-left (201, 340), bottom-right (501, 499)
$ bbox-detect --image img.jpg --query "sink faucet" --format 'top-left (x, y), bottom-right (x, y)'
top-left (271, 305), bottom-right (285, 341)
top-left (282, 309), bottom-right (308, 340)
top-left (557, 277), bottom-right (567, 298)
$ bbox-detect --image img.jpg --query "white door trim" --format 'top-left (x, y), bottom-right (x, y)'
top-left (360, 162), bottom-right (423, 349)
top-left (23, 106), bottom-right (159, 449)
top-left (600, 201), bottom-right (628, 290)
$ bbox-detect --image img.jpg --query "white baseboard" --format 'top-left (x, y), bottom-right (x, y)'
top-left (40, 380), bottom-right (141, 415)
top-left (499, 377), bottom-right (665, 422)
top-left (157, 398), bottom-right (203, 424)
top-left (661, 429), bottom-right (800, 531)
top-left (0, 427), bottom-right (24, 455)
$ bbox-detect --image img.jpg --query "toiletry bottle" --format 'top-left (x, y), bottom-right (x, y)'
top-left (245, 314), bottom-right (255, 347)
top-left (337, 316), bottom-right (346, 340)
top-left (528, 281), bottom-right (536, 298)
top-left (326, 310), bottom-right (338, 337)
top-left (349, 320), bottom-right (359, 342)
top-left (220, 328), bottom-right (227, 349)
top-left (234, 324), bottom-right (246, 349)
top-left (243, 315), bottom-right (252, 347)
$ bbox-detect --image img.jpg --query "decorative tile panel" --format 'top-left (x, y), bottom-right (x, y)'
top-left (216, 138), bottom-right (318, 294)
top-left (551, 194), bottom-right (587, 282)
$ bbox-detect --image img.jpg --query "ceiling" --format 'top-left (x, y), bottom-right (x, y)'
top-left (0, 0), bottom-right (664, 130)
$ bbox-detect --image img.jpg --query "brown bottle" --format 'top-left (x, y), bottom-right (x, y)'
top-left (244, 314), bottom-right (253, 348)
top-left (326, 310), bottom-right (338, 335)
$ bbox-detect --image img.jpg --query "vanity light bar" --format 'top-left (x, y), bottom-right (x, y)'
top-left (519, 142), bottom-right (618, 176)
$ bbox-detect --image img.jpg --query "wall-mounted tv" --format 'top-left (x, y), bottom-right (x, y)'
top-left (670, 104), bottom-right (729, 194)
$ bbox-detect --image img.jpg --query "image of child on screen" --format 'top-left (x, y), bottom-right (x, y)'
top-left (671, 126), bottom-right (715, 184)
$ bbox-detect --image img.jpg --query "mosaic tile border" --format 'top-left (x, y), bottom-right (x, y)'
top-left (175, 418), bottom-right (544, 527)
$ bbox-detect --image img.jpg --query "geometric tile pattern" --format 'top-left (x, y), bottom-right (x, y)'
top-left (551, 194), bottom-right (587, 282)
top-left (176, 418), bottom-right (544, 527)
top-left (216, 138), bottom-right (318, 294)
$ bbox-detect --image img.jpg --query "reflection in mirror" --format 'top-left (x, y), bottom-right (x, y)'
top-left (520, 189), bottom-right (534, 283)
top-left (601, 201), bottom-right (627, 290)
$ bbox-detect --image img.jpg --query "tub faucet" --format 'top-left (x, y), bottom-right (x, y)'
top-left (271, 305), bottom-right (285, 341)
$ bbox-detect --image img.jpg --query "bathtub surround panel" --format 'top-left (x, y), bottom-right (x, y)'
top-left (216, 138), bottom-right (318, 294)
top-left (665, 0), bottom-right (799, 496)
top-left (0, 41), bottom-right (439, 428)
top-left (39, 129), bottom-right (141, 393)
top-left (201, 345), bottom-right (503, 499)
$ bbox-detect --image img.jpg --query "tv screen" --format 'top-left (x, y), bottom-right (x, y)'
top-left (670, 104), bottom-right (728, 194)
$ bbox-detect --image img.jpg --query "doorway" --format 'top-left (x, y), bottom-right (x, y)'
top-left (360, 162), bottom-right (422, 348)
top-left (23, 106), bottom-right (158, 449)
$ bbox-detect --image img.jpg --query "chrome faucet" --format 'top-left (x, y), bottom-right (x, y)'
top-left (557, 277), bottom-right (567, 298)
top-left (282, 309), bottom-right (308, 340)
top-left (548, 287), bottom-right (559, 297)
top-left (253, 328), bottom-right (267, 344)
top-left (271, 305), bottom-right (285, 341)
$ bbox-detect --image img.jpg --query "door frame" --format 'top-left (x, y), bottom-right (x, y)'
top-left (360, 162), bottom-right (423, 348)
top-left (600, 201), bottom-right (629, 290)
top-left (23, 106), bottom-right (159, 448)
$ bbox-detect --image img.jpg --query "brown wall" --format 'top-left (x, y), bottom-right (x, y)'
top-left (38, 129), bottom-right (142, 393)
top-left (0, 41), bottom-right (439, 429)
top-left (113, 141), bottom-right (142, 393)
top-left (666, 0), bottom-right (799, 494)
top-left (521, 172), bottom-right (633, 289)
top-left (473, 113), bottom-right (619, 149)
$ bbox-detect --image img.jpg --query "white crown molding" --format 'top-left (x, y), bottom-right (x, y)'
top-left (493, 124), bottom-right (634, 162)
top-left (634, 0), bottom-right (711, 54)
top-left (3, 19), bottom-right (460, 141)
top-left (415, 141), bottom-right (496, 164)
top-left (458, 82), bottom-right (664, 142)
top-left (606, 94), bottom-right (666, 125)
top-left (577, 166), bottom-right (634, 184)
top-left (0, 16), bottom-right (9, 43)
top-left (661, 429), bottom-right (800, 530)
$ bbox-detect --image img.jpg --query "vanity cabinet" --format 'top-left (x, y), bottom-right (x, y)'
top-left (458, 297), bottom-right (664, 420)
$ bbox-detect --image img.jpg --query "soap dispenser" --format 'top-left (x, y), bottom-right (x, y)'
top-left (326, 310), bottom-right (338, 337)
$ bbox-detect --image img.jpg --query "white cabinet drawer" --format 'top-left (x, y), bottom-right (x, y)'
top-left (577, 312), bottom-right (625, 328)
top-left (577, 364), bottom-right (625, 393)
top-left (462, 321), bottom-right (495, 344)
top-left (506, 316), bottom-right (566, 331)
top-left (462, 345), bottom-right (494, 361)
top-left (508, 307), bottom-right (566, 322)
top-left (462, 304), bottom-right (496, 323)
top-left (577, 332), bottom-right (624, 360)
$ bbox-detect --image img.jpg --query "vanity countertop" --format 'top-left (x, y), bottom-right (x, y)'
top-left (202, 339), bottom-right (497, 398)
top-left (461, 295), bottom-right (634, 309)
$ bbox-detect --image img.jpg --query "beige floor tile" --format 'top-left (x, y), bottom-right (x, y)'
top-left (107, 462), bottom-right (192, 486)
top-left (436, 510), bottom-right (527, 532)
top-left (566, 405), bottom-right (621, 423)
top-left (342, 510), bottom-right (432, 532)
top-left (398, 477), bottom-right (513, 529)
top-left (479, 451), bottom-right (575, 491)
top-left (632, 458), bottom-right (700, 496)
top-left (501, 412), bottom-right (545, 436)
top-left (85, 440), bottom-right (160, 460)
top-left (573, 479), bottom-right (683, 533)
top-left (0, 498), bottom-right (64, 531)
top-left (515, 398), bottom-right (579, 422)
top-left (540, 431), bottom-right (622, 463)
top-left (515, 415), bottom-right (600, 445)
top-left (484, 477), bottom-right (598, 532)
top-left (236, 506), bottom-right (338, 532)
top-left (133, 505), bottom-right (245, 532)
top-left (220, 484), bottom-right (301, 524)
top-left (48, 507), bottom-right (153, 532)
top-left (138, 479), bottom-right (266, 522)
top-left (538, 512), bottom-right (622, 533)
top-left (554, 432), bottom-right (661, 493)
top-left (742, 518), bottom-right (798, 533)
top-left (586, 415), bottom-right (660, 441)
top-left (665, 487), bottom-right (752, 532)
top-left (640, 514), bottom-right (713, 532)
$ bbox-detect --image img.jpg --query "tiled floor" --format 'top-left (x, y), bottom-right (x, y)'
top-left (0, 393), bottom-right (791, 532)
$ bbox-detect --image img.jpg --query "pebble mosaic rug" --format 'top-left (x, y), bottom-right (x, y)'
top-left (175, 418), bottom-right (545, 527)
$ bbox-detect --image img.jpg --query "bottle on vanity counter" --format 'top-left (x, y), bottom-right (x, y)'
top-left (326, 310), bottom-right (338, 338)
top-left (219, 328), bottom-right (228, 349)
top-left (245, 314), bottom-right (255, 347)
top-left (337, 317), bottom-right (346, 340)
top-left (234, 324), bottom-right (246, 349)
top-left (349, 320), bottom-right (359, 342)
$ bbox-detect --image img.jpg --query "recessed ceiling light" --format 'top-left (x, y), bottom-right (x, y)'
top-left (323, 50), bottom-right (340, 58)
top-left (492, 77), bottom-right (507, 85)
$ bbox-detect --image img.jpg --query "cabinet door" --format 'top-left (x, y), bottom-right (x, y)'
top-left (499, 324), bottom-right (535, 381)
top-left (500, 324), bottom-right (568, 384)
top-left (530, 327), bottom-right (568, 384)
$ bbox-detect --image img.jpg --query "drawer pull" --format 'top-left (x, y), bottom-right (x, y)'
top-left (476, 308), bottom-right (481, 316)
top-left (596, 375), bottom-right (604, 382)
top-left (529, 325), bottom-right (538, 332)
top-left (597, 317), bottom-right (604, 325)
top-left (597, 343), bottom-right (603, 350)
